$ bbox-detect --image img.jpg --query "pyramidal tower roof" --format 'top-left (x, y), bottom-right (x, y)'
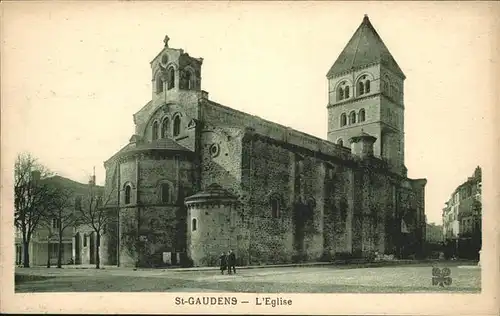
top-left (327, 15), bottom-right (405, 79)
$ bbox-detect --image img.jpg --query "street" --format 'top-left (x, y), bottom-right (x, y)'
top-left (15, 262), bottom-right (481, 293)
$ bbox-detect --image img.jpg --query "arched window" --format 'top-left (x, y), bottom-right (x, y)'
top-left (173, 115), bottom-right (181, 137)
top-left (338, 86), bottom-right (344, 101)
top-left (349, 111), bottom-right (356, 124)
top-left (161, 183), bottom-right (171, 203)
top-left (358, 81), bottom-right (365, 96)
top-left (337, 139), bottom-right (344, 147)
top-left (392, 85), bottom-right (399, 101)
top-left (152, 121), bottom-right (159, 141)
top-left (186, 71), bottom-right (193, 90)
top-left (337, 81), bottom-right (351, 101)
top-left (357, 75), bottom-right (371, 96)
top-left (124, 185), bottom-right (132, 205)
top-left (161, 118), bottom-right (169, 138)
top-left (156, 73), bottom-right (164, 93)
top-left (270, 196), bottom-right (280, 218)
top-left (167, 67), bottom-right (175, 90)
top-left (192, 218), bottom-right (197, 231)
top-left (383, 75), bottom-right (390, 95)
top-left (358, 109), bottom-right (366, 122)
top-left (340, 113), bottom-right (347, 127)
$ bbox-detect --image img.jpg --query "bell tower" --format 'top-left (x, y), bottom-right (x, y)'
top-left (150, 35), bottom-right (204, 103)
top-left (326, 15), bottom-right (406, 175)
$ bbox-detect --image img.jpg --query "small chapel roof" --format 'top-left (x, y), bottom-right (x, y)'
top-left (326, 15), bottom-right (405, 79)
top-left (185, 183), bottom-right (238, 206)
top-left (349, 130), bottom-right (377, 143)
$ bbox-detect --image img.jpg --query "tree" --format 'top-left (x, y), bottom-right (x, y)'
top-left (14, 152), bottom-right (54, 267)
top-left (39, 215), bottom-right (57, 268)
top-left (77, 176), bottom-right (115, 269)
top-left (43, 182), bottom-right (80, 268)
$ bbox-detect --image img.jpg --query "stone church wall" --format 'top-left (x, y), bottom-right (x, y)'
top-left (110, 154), bottom-right (194, 267)
top-left (187, 205), bottom-right (239, 266)
top-left (196, 125), bottom-right (251, 264)
top-left (242, 137), bottom-right (295, 264)
top-left (199, 126), bottom-right (244, 191)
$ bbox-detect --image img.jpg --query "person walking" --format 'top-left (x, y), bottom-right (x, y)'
top-left (228, 249), bottom-right (236, 275)
top-left (219, 252), bottom-right (227, 275)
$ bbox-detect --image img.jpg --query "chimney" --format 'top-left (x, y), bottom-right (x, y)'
top-left (89, 167), bottom-right (96, 185)
top-left (349, 130), bottom-right (377, 159)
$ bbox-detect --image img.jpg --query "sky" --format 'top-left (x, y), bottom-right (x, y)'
top-left (2, 1), bottom-right (496, 225)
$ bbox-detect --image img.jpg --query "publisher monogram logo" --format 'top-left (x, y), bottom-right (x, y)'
top-left (432, 267), bottom-right (452, 287)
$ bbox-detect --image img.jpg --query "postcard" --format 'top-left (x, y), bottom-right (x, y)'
top-left (1, 1), bottom-right (499, 315)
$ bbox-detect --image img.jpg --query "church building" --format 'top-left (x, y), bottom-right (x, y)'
top-left (99, 15), bottom-right (427, 267)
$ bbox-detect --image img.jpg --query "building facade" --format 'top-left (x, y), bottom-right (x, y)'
top-left (442, 166), bottom-right (482, 259)
top-left (100, 15), bottom-right (427, 267)
top-left (14, 176), bottom-right (105, 266)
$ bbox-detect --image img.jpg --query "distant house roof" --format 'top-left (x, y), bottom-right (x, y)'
top-left (44, 175), bottom-right (103, 192)
top-left (326, 15), bottom-right (405, 79)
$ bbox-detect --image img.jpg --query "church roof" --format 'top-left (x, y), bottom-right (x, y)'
top-left (106, 137), bottom-right (192, 163)
top-left (134, 138), bottom-right (192, 152)
top-left (326, 15), bottom-right (405, 79)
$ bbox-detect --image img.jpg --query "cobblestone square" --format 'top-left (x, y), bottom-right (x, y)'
top-left (15, 263), bottom-right (481, 293)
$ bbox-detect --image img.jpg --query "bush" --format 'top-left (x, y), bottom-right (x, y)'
top-left (180, 254), bottom-right (194, 268)
top-left (333, 252), bottom-right (354, 261)
top-left (291, 253), bottom-right (308, 263)
top-left (318, 251), bottom-right (334, 262)
top-left (363, 251), bottom-right (376, 262)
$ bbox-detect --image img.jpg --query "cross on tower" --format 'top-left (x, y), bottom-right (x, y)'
top-left (163, 35), bottom-right (170, 48)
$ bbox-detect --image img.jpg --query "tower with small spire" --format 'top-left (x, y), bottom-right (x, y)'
top-left (327, 15), bottom-right (406, 175)
top-left (150, 34), bottom-right (204, 105)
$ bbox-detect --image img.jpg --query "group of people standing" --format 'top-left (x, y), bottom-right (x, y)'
top-left (219, 250), bottom-right (236, 275)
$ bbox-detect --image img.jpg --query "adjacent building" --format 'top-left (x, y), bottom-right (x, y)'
top-left (442, 166), bottom-right (482, 259)
top-left (425, 222), bottom-right (443, 244)
top-left (15, 175), bottom-right (104, 266)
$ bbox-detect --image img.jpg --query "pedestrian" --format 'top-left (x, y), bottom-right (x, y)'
top-left (228, 249), bottom-right (236, 275)
top-left (219, 252), bottom-right (227, 275)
